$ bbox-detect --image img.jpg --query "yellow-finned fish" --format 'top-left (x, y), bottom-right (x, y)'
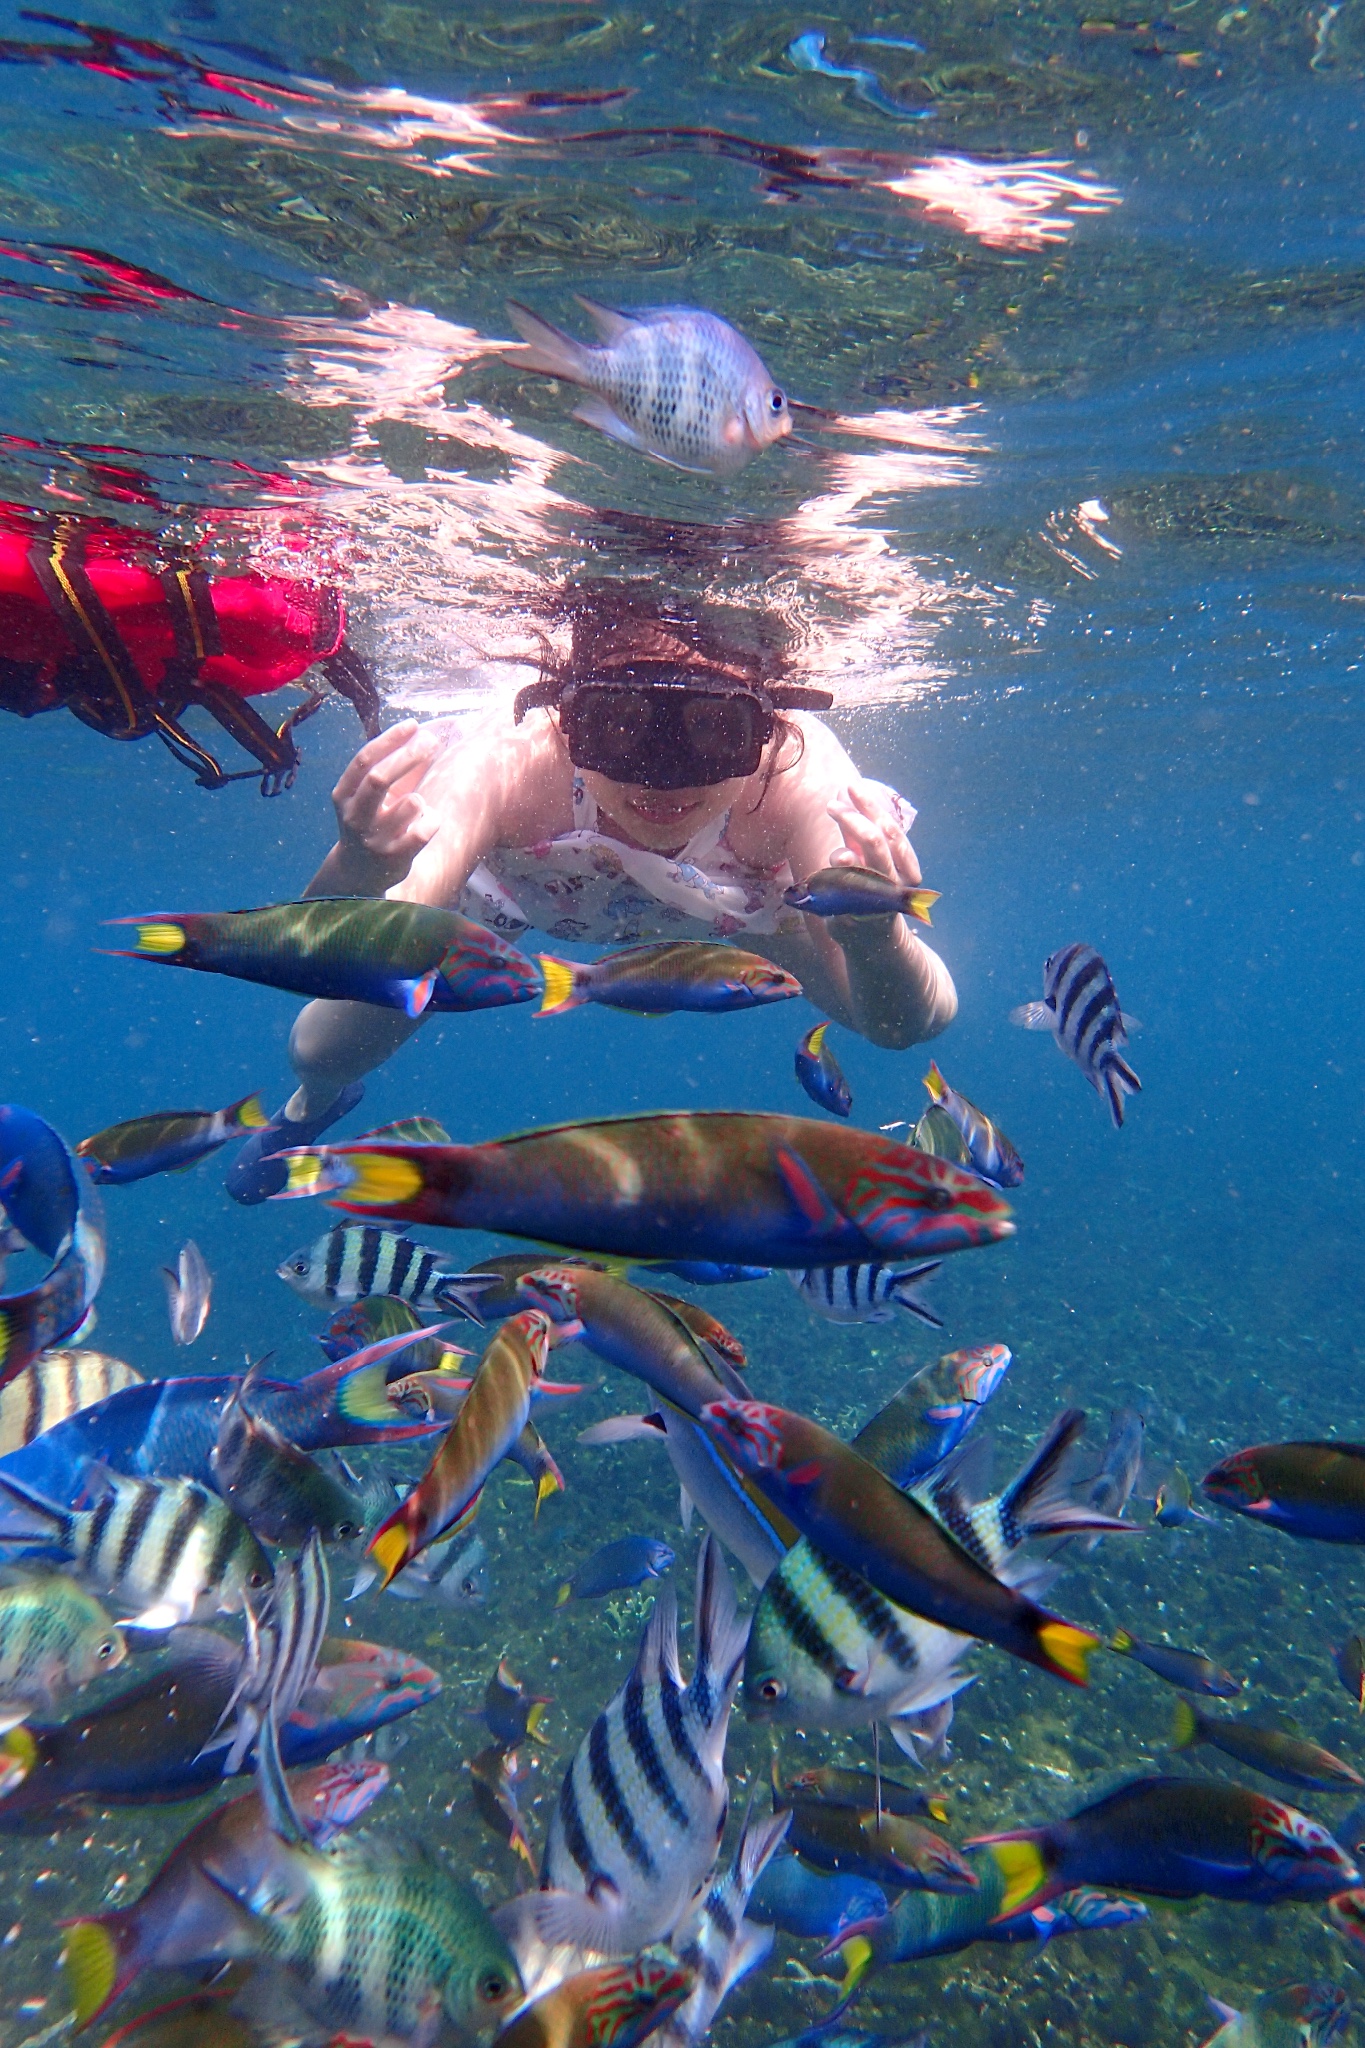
top-left (537, 941), bottom-right (800, 1017)
top-left (77, 1095), bottom-right (270, 1185)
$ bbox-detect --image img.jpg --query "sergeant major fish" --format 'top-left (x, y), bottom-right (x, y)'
top-left (507, 297), bottom-right (792, 475)
top-left (0, 1348), bottom-right (143, 1457)
top-left (0, 1567), bottom-right (125, 1727)
top-left (0, 1465), bottom-right (271, 1628)
top-left (1010, 943), bottom-right (1141, 1128)
top-left (280, 1224), bottom-right (495, 1322)
top-left (660, 1806), bottom-right (791, 2048)
top-left (789, 1262), bottom-right (942, 1329)
top-left (535, 1534), bottom-right (749, 1955)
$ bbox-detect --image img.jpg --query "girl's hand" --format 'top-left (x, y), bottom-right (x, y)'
top-left (827, 784), bottom-right (923, 887)
top-left (332, 720), bottom-right (442, 870)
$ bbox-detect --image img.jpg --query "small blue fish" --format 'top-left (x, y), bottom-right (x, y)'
top-left (556, 1533), bottom-right (675, 1603)
top-left (788, 30), bottom-right (936, 121)
top-left (647, 1262), bottom-right (772, 1286)
top-left (795, 1023), bottom-right (852, 1119)
top-left (747, 1851), bottom-right (887, 1939)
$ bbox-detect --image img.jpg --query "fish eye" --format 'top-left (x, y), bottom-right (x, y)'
top-left (758, 1677), bottom-right (786, 1703)
top-left (477, 1973), bottom-right (509, 2003)
top-left (291, 1259), bottom-right (308, 1275)
top-left (461, 1578), bottom-right (477, 1596)
top-left (249, 1569), bottom-right (270, 1588)
top-left (770, 389), bottom-right (785, 411)
top-left (96, 1638), bottom-right (119, 1661)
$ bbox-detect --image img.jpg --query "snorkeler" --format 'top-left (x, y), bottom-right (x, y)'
top-left (227, 591), bottom-right (957, 1201)
top-left (0, 509), bottom-right (381, 792)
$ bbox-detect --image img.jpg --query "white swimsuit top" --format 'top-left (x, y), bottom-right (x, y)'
top-left (460, 773), bottom-right (916, 946)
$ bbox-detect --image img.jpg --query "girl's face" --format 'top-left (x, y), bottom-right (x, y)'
top-left (578, 768), bottom-right (750, 851)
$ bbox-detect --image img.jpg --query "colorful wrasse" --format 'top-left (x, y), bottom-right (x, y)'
top-left (105, 896), bottom-right (541, 1015)
top-left (496, 1959), bottom-right (696, 2048)
top-left (662, 1807), bottom-right (790, 2047)
top-left (784, 865), bottom-right (938, 923)
top-left (557, 1534), bottom-right (675, 1603)
top-left (162, 1239), bottom-right (210, 1345)
top-left (1172, 1698), bottom-right (1364, 1791)
top-left (1010, 942), bottom-right (1141, 1128)
top-left (640, 1291), bottom-right (745, 1370)
top-left (61, 1759), bottom-right (389, 2027)
top-left (0, 1630), bottom-right (439, 1819)
top-left (87, 1992), bottom-right (255, 2048)
top-left (1203, 1440), bottom-right (1365, 1542)
top-left (517, 1264), bottom-right (741, 1418)
top-left (747, 1853), bottom-right (887, 1940)
top-left (1109, 1628), bottom-right (1241, 1697)
top-left (921, 1062), bottom-right (1024, 1188)
top-left (789, 1260), bottom-right (941, 1329)
top-left (0, 1104), bottom-right (106, 1389)
top-left (0, 1568), bottom-right (124, 1727)
top-left (508, 297), bottom-right (790, 474)
top-left (777, 1797), bottom-right (978, 1893)
top-left (280, 1222), bottom-right (495, 1321)
top-left (278, 1110), bottom-right (1015, 1270)
top-left (783, 1765), bottom-right (947, 1822)
top-left (205, 1829), bottom-right (523, 2047)
top-left (0, 1465), bottom-right (271, 1630)
top-left (795, 1023), bottom-right (852, 1118)
top-left (704, 1397), bottom-right (1099, 1686)
top-left (536, 1535), bottom-right (748, 1957)
top-left (969, 1776), bottom-right (1357, 1912)
top-left (1201, 1984), bottom-right (1351, 2048)
top-left (368, 1309), bottom-right (559, 1585)
top-left (0, 1326), bottom-right (443, 1502)
top-left (0, 1348), bottom-right (142, 1456)
top-left (317, 1292), bottom-right (464, 1372)
top-left (539, 940), bottom-right (800, 1017)
top-left (849, 1346), bottom-right (1013, 1487)
top-left (76, 1094), bottom-right (270, 1185)
top-left (828, 1861), bottom-right (1147, 1987)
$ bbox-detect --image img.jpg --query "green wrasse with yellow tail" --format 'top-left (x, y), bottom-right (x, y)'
top-left (77, 1095), bottom-right (271, 1185)
top-left (538, 939), bottom-right (800, 1016)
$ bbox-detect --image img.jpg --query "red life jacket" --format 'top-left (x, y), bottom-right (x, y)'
top-left (0, 512), bottom-right (374, 791)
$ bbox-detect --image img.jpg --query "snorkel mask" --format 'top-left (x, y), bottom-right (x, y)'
top-left (513, 671), bottom-right (833, 791)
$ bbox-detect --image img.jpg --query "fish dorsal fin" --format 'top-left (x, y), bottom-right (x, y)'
top-left (1000, 1409), bottom-right (1087, 1523)
top-left (573, 294), bottom-right (637, 344)
top-left (635, 1584), bottom-right (682, 1691)
top-left (689, 1531), bottom-right (749, 1727)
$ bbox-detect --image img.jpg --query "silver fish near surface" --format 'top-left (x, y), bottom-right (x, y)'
top-left (789, 1261), bottom-right (942, 1328)
top-left (0, 1464), bottom-right (271, 1629)
top-left (535, 1533), bottom-right (750, 1956)
top-left (279, 1224), bottom-right (494, 1322)
top-left (163, 1239), bottom-right (211, 1345)
top-left (661, 1806), bottom-right (792, 2048)
top-left (1011, 942), bottom-right (1142, 1128)
top-left (507, 297), bottom-right (792, 474)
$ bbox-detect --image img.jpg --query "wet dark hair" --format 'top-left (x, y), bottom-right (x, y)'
top-left (516, 580), bottom-right (825, 806)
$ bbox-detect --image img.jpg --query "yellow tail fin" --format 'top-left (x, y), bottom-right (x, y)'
top-left (337, 1151), bottom-right (426, 1208)
top-left (537, 956), bottom-right (583, 1017)
top-left (835, 1934), bottom-right (874, 1993)
top-left (63, 1920), bottom-right (119, 2030)
top-left (535, 1470), bottom-right (562, 1519)
top-left (368, 1523), bottom-right (412, 1592)
top-left (805, 1023), bottom-right (829, 1057)
top-left (1172, 1698), bottom-right (1199, 1750)
top-left (2, 1726), bottom-right (37, 1776)
top-left (928, 1796), bottom-right (949, 1824)
top-left (556, 1582), bottom-right (572, 1606)
top-left (1109, 1629), bottom-right (1135, 1655)
top-left (526, 1700), bottom-right (551, 1742)
top-left (1037, 1620), bottom-right (1097, 1686)
top-left (231, 1093), bottom-right (270, 1132)
top-left (922, 1059), bottom-right (946, 1102)
top-left (982, 1838), bottom-right (1048, 1917)
top-left (906, 889), bottom-right (940, 926)
top-left (131, 920), bottom-right (186, 955)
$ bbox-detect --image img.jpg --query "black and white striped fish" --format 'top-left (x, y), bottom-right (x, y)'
top-left (0, 1349), bottom-right (143, 1457)
top-left (661, 1806), bottom-right (791, 2048)
top-left (278, 1225), bottom-right (495, 1323)
top-left (0, 1465), bottom-right (271, 1629)
top-left (1011, 942), bottom-right (1141, 1128)
top-left (788, 1261), bottom-right (943, 1328)
top-left (534, 1533), bottom-right (749, 1956)
top-left (910, 1409), bottom-right (1136, 1572)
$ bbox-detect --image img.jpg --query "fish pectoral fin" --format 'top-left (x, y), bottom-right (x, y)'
top-left (123, 1601), bottom-right (184, 1632)
top-left (530, 1881), bottom-right (623, 1952)
top-left (1009, 1003), bottom-right (1055, 1030)
top-left (0, 1705), bottom-right (30, 1737)
top-left (572, 396), bottom-right (650, 452)
top-left (774, 1145), bottom-right (847, 1235)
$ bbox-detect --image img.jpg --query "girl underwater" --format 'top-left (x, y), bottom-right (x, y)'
top-left (228, 589), bottom-right (957, 1202)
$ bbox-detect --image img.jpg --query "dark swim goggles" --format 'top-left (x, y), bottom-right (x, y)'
top-left (513, 674), bottom-right (834, 790)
